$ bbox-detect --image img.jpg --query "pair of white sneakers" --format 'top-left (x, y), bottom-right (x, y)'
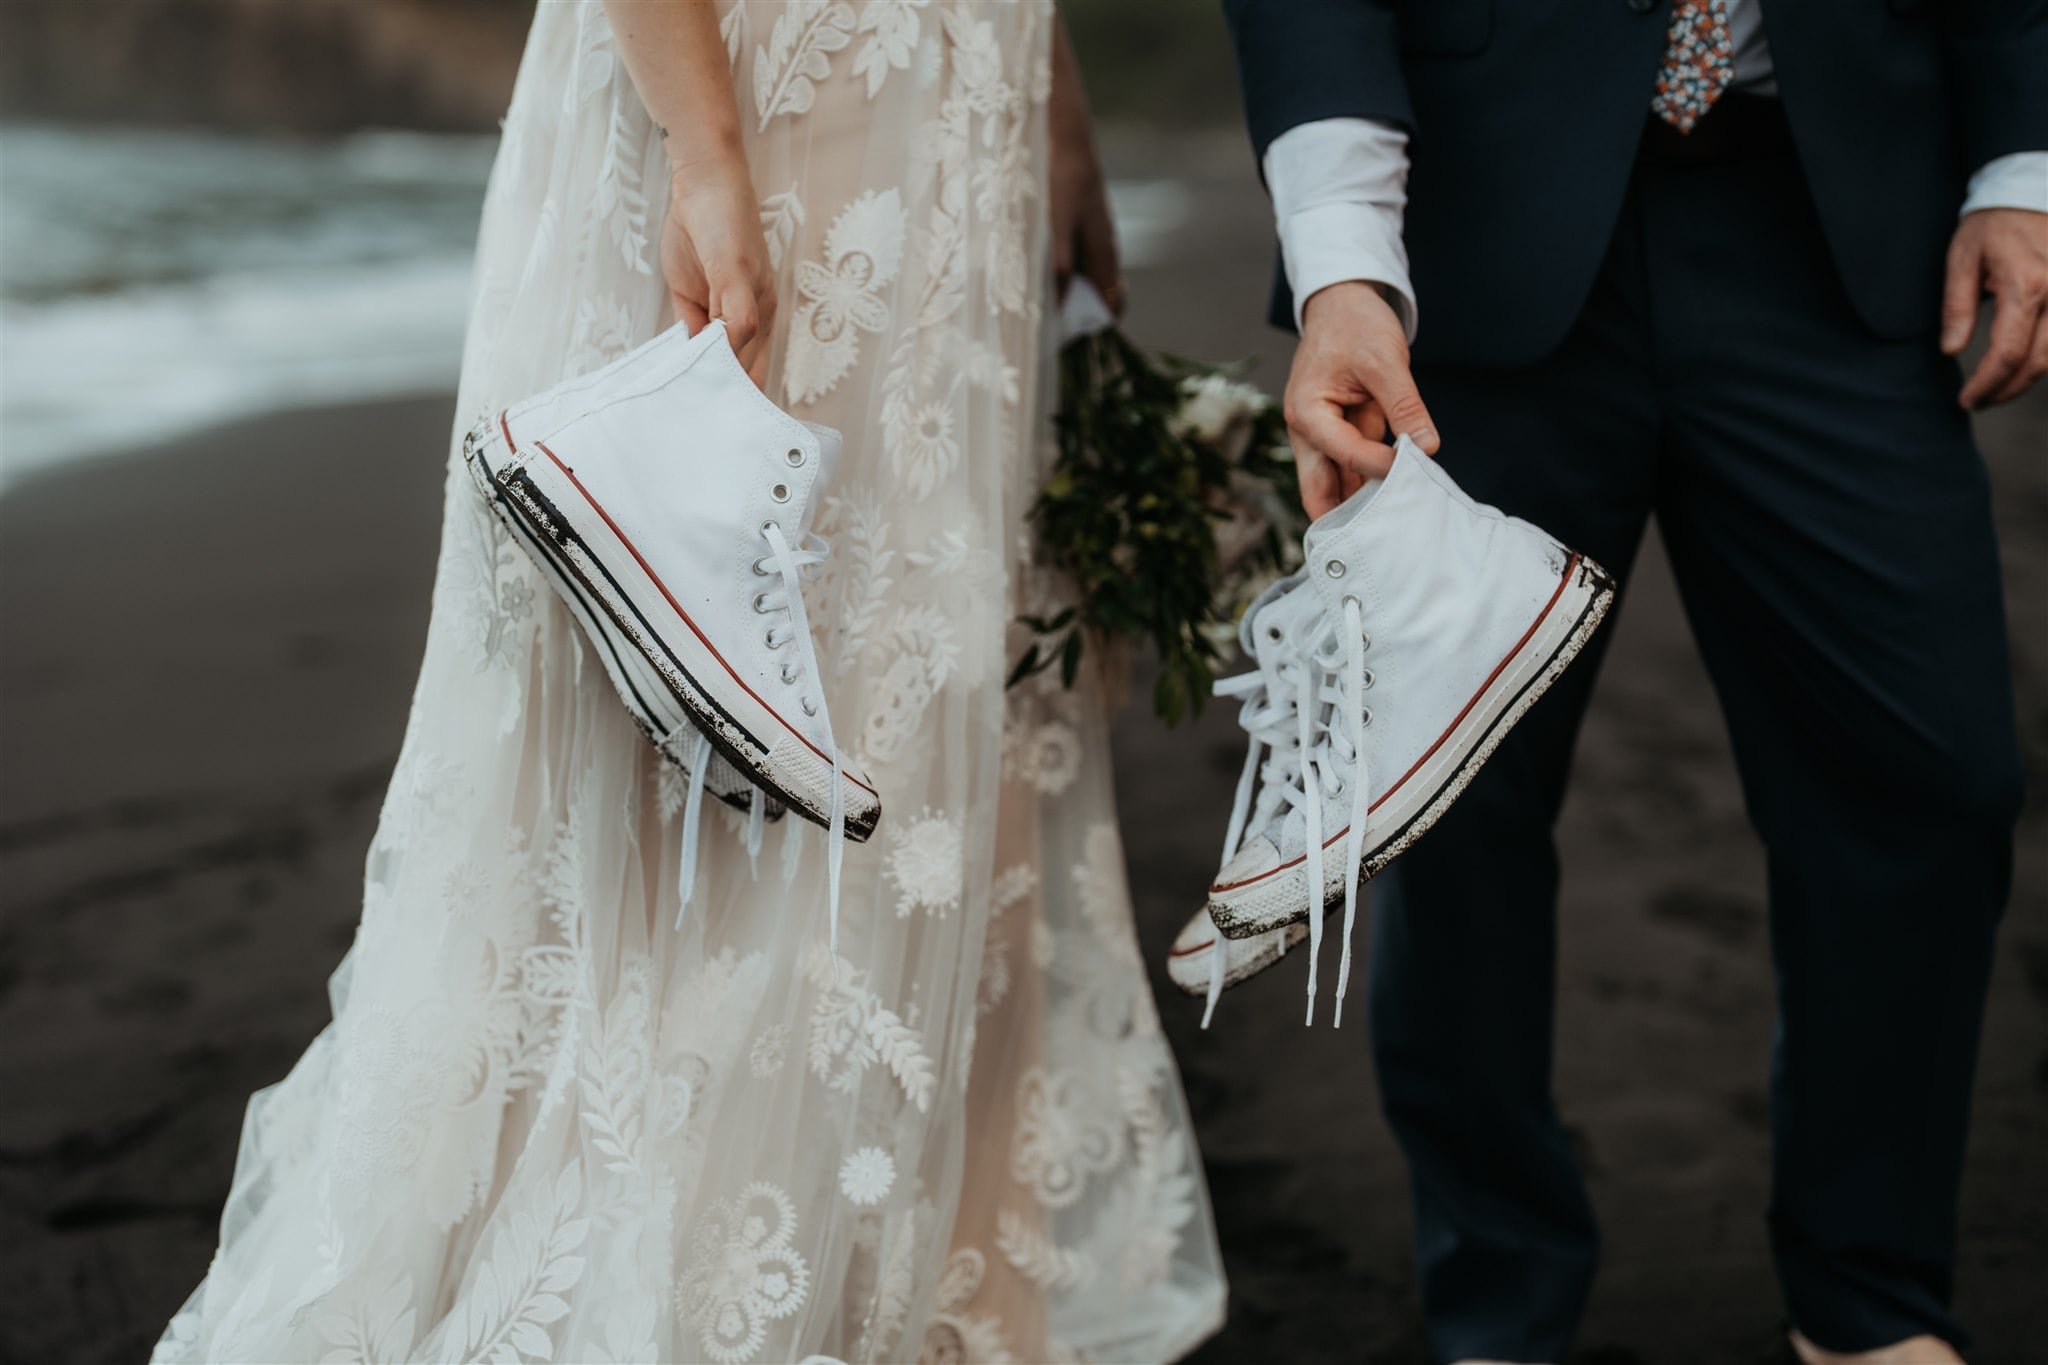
top-left (1165, 436), bottom-right (1616, 1026)
top-left (467, 321), bottom-right (1612, 1026)
top-left (463, 321), bottom-right (880, 948)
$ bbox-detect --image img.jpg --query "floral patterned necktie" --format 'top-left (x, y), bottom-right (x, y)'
top-left (1650, 0), bottom-right (1736, 133)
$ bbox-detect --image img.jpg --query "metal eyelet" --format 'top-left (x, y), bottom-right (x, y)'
top-left (1325, 559), bottom-right (1347, 579)
top-left (785, 447), bottom-right (805, 466)
top-left (1362, 668), bottom-right (1375, 690)
top-left (765, 630), bottom-right (780, 650)
top-left (762, 519), bottom-right (779, 536)
top-left (1341, 593), bottom-right (1362, 612)
top-left (780, 662), bottom-right (800, 684)
top-left (771, 483), bottom-right (791, 503)
top-left (752, 591), bottom-right (771, 613)
top-left (752, 557), bottom-right (770, 576)
top-left (801, 698), bottom-right (819, 717)
top-left (1361, 706), bottom-right (1374, 727)
top-left (1359, 631), bottom-right (1372, 651)
top-left (1265, 624), bottom-right (1283, 643)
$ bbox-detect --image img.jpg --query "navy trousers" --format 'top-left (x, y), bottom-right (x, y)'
top-left (1372, 121), bottom-right (2024, 1362)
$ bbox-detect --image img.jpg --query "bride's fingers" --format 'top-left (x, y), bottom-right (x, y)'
top-left (673, 290), bottom-right (711, 333)
top-left (709, 274), bottom-right (776, 389)
top-left (1079, 196), bottom-right (1121, 313)
top-left (715, 280), bottom-right (760, 355)
top-left (749, 279), bottom-right (778, 386)
top-left (741, 330), bottom-right (770, 390)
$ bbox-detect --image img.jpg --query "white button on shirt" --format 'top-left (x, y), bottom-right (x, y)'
top-left (1265, 0), bottom-right (2048, 336)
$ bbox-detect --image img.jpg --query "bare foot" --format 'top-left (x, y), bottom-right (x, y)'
top-left (1790, 1329), bottom-right (1965, 1365)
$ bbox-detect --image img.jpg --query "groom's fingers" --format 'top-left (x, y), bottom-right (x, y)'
top-left (1363, 369), bottom-right (1440, 455)
top-left (1292, 401), bottom-right (1395, 487)
top-left (1941, 232), bottom-right (1984, 357)
top-left (1960, 284), bottom-right (2040, 409)
top-left (1294, 446), bottom-right (1343, 521)
top-left (1290, 281), bottom-right (1440, 515)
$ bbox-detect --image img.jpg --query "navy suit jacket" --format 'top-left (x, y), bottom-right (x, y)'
top-left (1224, 0), bottom-right (2048, 366)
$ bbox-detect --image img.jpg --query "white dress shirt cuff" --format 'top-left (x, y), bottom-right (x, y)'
top-left (1960, 152), bottom-right (2048, 216)
top-left (1263, 118), bottom-right (1418, 338)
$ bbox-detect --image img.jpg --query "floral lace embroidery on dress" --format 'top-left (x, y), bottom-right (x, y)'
top-left (153, 4), bottom-right (1224, 1363)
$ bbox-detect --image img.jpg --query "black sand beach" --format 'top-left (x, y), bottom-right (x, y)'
top-left (3, 134), bottom-right (2044, 1363)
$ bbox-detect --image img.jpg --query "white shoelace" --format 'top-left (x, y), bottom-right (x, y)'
top-left (759, 522), bottom-right (847, 969)
top-left (670, 522), bottom-right (846, 970)
top-left (1209, 603), bottom-right (1373, 1026)
top-left (666, 738), bottom-right (768, 932)
top-left (673, 728), bottom-right (714, 930)
top-left (1331, 597), bottom-right (1372, 1026)
top-left (745, 789), bottom-right (766, 876)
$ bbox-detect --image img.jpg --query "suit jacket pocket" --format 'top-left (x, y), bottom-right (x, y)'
top-left (1401, 0), bottom-right (1492, 54)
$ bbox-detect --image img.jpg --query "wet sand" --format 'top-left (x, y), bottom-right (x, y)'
top-left (3, 135), bottom-right (2044, 1363)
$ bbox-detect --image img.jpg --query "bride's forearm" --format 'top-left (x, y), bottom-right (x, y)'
top-left (601, 0), bottom-right (745, 173)
top-left (606, 2), bottom-right (776, 377)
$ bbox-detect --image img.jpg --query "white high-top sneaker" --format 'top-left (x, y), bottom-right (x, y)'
top-left (462, 320), bottom-right (881, 864)
top-left (1205, 436), bottom-right (1614, 1023)
top-left (468, 421), bottom-right (779, 825)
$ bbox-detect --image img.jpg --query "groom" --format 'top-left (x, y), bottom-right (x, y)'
top-left (1222, 1), bottom-right (2047, 1362)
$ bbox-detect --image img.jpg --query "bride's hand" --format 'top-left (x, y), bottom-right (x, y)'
top-left (1049, 18), bottom-right (1122, 312)
top-left (601, 0), bottom-right (773, 382)
top-left (662, 151), bottom-right (777, 388)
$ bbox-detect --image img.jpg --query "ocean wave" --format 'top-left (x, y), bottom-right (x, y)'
top-left (0, 257), bottom-right (473, 490)
top-left (0, 122), bottom-right (1192, 494)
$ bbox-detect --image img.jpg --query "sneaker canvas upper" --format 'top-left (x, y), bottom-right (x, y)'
top-left (1209, 435), bottom-right (1600, 1022)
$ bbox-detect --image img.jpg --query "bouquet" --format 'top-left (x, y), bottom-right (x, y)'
top-left (1011, 318), bottom-right (1308, 726)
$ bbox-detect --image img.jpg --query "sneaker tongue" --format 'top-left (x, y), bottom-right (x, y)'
top-left (803, 422), bottom-right (844, 488)
top-left (1250, 572), bottom-right (1327, 649)
top-left (797, 422), bottom-right (843, 536)
top-left (1237, 569), bottom-right (1306, 654)
top-left (1247, 579), bottom-right (1341, 862)
top-left (1301, 432), bottom-right (1420, 558)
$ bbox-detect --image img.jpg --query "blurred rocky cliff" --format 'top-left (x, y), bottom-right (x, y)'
top-left (0, 0), bottom-right (1236, 133)
top-left (0, 0), bottom-right (536, 133)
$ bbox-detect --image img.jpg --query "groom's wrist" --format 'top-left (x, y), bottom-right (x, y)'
top-left (1304, 278), bottom-right (1405, 314)
top-left (1299, 278), bottom-right (1414, 341)
top-left (1302, 280), bottom-right (1401, 334)
top-left (1277, 196), bottom-right (1417, 338)
top-left (1959, 151), bottom-right (2048, 218)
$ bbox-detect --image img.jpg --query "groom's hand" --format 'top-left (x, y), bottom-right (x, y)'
top-left (1286, 282), bottom-right (1440, 520)
top-left (1945, 207), bottom-right (2048, 408)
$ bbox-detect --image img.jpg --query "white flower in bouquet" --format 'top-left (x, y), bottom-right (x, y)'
top-left (1170, 372), bottom-right (1272, 462)
top-left (1206, 436), bottom-right (1305, 663)
top-left (1021, 323), bottom-right (1306, 726)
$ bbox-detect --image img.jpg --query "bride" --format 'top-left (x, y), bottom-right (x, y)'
top-left (154, 3), bottom-right (1225, 1362)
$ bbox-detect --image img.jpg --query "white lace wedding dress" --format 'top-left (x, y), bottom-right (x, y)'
top-left (153, 3), bottom-right (1225, 1362)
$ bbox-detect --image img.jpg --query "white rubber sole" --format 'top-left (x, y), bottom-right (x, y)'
top-left (463, 418), bottom-right (877, 841)
top-left (1208, 553), bottom-right (1615, 941)
top-left (1165, 912), bottom-right (1309, 999)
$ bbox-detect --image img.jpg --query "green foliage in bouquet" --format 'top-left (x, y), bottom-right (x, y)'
top-left (1012, 326), bottom-right (1306, 726)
